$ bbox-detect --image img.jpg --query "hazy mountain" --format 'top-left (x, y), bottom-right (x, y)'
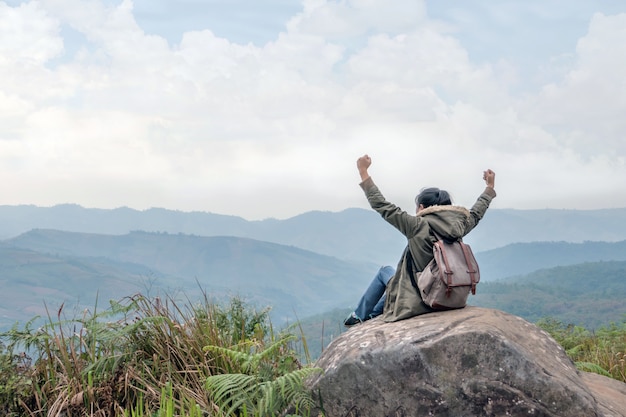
top-left (2, 204), bottom-right (626, 266)
top-left (1, 230), bottom-right (378, 331)
top-left (463, 208), bottom-right (626, 250)
top-left (3, 204), bottom-right (626, 335)
top-left (0, 205), bottom-right (404, 266)
top-left (5, 227), bottom-right (626, 330)
top-left (0, 245), bottom-right (151, 330)
top-left (476, 240), bottom-right (626, 280)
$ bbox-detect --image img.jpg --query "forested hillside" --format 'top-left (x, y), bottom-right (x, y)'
top-left (0, 245), bottom-right (149, 329)
top-left (472, 260), bottom-right (626, 328)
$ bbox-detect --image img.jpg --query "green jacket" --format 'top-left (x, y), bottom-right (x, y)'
top-left (360, 177), bottom-right (497, 322)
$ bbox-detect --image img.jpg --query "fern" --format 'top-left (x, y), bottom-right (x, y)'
top-left (204, 335), bottom-right (297, 373)
top-left (257, 368), bottom-right (321, 413)
top-left (575, 361), bottom-right (612, 377)
top-left (205, 373), bottom-right (258, 415)
top-left (206, 368), bottom-right (322, 417)
top-left (204, 336), bottom-right (322, 417)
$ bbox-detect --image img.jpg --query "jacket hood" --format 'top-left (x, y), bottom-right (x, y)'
top-left (416, 205), bottom-right (471, 241)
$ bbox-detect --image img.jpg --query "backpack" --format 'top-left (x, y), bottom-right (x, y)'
top-left (411, 233), bottom-right (480, 310)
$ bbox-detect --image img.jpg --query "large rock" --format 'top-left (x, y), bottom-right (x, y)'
top-left (307, 307), bottom-right (626, 417)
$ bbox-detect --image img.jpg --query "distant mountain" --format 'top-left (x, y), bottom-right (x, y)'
top-left (2, 204), bottom-right (626, 266)
top-left (4, 228), bottom-right (626, 340)
top-left (0, 245), bottom-right (150, 330)
top-left (0, 205), bottom-right (405, 266)
top-left (1, 230), bottom-right (377, 331)
top-left (476, 240), bottom-right (626, 280)
top-left (463, 208), bottom-right (626, 250)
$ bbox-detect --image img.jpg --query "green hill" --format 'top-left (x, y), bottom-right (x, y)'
top-left (471, 260), bottom-right (626, 328)
top-left (1, 230), bottom-right (378, 331)
top-left (0, 246), bottom-right (149, 330)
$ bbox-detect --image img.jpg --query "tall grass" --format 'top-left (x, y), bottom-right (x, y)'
top-left (0, 291), bottom-right (320, 416)
top-left (537, 317), bottom-right (626, 382)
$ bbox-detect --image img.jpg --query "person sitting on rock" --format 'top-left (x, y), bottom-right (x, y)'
top-left (344, 154), bottom-right (496, 326)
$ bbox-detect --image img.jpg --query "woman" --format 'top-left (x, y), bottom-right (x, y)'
top-left (344, 154), bottom-right (497, 326)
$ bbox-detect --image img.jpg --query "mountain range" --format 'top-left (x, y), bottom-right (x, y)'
top-left (2, 204), bottom-right (626, 265)
top-left (1, 204), bottom-right (625, 333)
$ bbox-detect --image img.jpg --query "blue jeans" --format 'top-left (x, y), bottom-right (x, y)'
top-left (354, 265), bottom-right (395, 321)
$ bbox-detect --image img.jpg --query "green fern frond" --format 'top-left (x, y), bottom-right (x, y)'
top-left (204, 344), bottom-right (256, 372)
top-left (205, 373), bottom-right (258, 416)
top-left (254, 335), bottom-right (297, 361)
top-left (256, 367), bottom-right (323, 415)
top-left (246, 334), bottom-right (298, 372)
top-left (204, 335), bottom-right (296, 374)
top-left (576, 361), bottom-right (611, 377)
top-left (206, 367), bottom-right (323, 416)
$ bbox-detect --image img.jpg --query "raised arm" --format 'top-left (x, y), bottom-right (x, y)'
top-left (466, 169), bottom-right (497, 233)
top-left (357, 154), bottom-right (422, 237)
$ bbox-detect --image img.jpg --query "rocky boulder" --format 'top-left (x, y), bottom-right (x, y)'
top-left (307, 307), bottom-right (626, 417)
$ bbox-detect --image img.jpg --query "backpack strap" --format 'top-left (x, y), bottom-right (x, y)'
top-left (459, 242), bottom-right (479, 294)
top-left (431, 230), bottom-right (461, 244)
top-left (431, 231), bottom-right (452, 287)
top-left (405, 247), bottom-right (419, 290)
top-left (407, 229), bottom-right (445, 290)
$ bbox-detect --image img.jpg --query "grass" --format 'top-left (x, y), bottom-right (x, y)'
top-left (537, 317), bottom-right (626, 382)
top-left (0, 291), bottom-right (321, 417)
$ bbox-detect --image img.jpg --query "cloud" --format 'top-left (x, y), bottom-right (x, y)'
top-left (521, 13), bottom-right (626, 157)
top-left (0, 0), bottom-right (625, 219)
top-left (0, 1), bottom-right (63, 64)
top-left (288, 0), bottom-right (427, 37)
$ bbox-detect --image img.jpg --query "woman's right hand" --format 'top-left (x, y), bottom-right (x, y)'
top-left (483, 169), bottom-right (495, 188)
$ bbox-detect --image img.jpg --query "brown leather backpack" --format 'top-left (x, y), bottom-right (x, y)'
top-left (413, 233), bottom-right (480, 310)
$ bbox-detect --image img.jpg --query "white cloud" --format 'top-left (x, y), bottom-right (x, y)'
top-left (521, 13), bottom-right (626, 157)
top-left (289, 0), bottom-right (427, 38)
top-left (0, 1), bottom-right (63, 64)
top-left (0, 0), bottom-right (625, 218)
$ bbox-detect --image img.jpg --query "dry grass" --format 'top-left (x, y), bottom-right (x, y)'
top-left (537, 317), bottom-right (626, 382)
top-left (1, 291), bottom-right (312, 416)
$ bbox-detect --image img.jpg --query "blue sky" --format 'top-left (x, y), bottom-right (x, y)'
top-left (1, 0), bottom-right (625, 219)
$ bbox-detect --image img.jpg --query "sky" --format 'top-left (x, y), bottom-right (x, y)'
top-left (1, 0), bottom-right (625, 220)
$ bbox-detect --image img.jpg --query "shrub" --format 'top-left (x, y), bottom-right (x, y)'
top-left (0, 292), bottom-right (320, 416)
top-left (537, 317), bottom-right (626, 382)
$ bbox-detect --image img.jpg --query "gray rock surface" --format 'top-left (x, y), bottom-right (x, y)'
top-left (307, 306), bottom-right (626, 417)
